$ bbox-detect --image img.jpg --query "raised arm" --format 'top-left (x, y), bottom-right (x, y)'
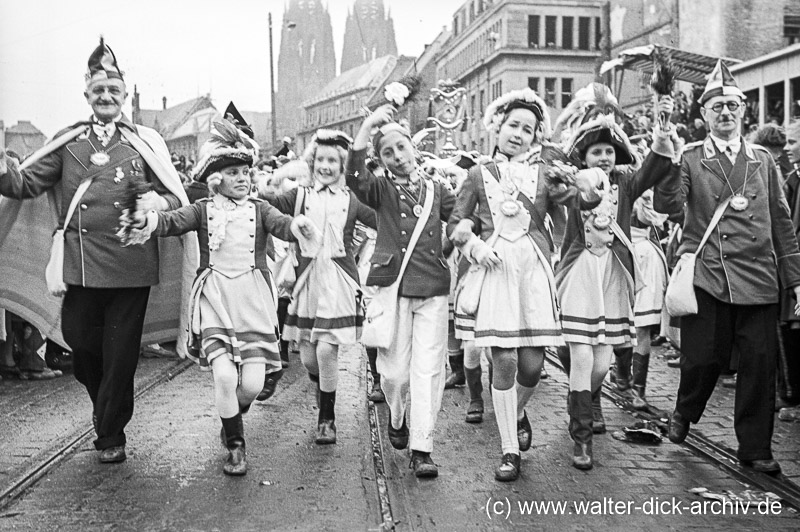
top-left (0, 147), bottom-right (63, 200)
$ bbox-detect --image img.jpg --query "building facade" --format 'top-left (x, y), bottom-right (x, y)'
top-left (276, 0), bottom-right (337, 144)
top-left (296, 55), bottom-right (401, 152)
top-left (340, 0), bottom-right (399, 73)
top-left (436, 0), bottom-right (604, 153)
top-left (0, 120), bottom-right (46, 159)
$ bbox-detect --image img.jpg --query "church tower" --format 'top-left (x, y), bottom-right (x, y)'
top-left (276, 0), bottom-right (336, 141)
top-left (340, 0), bottom-right (398, 73)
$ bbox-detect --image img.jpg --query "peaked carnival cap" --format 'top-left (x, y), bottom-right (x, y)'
top-left (85, 37), bottom-right (123, 84)
top-left (699, 59), bottom-right (745, 104)
top-left (224, 101), bottom-right (255, 140)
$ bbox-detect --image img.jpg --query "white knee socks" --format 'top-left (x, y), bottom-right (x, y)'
top-left (492, 386), bottom-right (519, 455)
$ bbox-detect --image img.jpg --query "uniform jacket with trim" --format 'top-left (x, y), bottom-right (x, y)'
top-left (266, 185), bottom-right (376, 285)
top-left (151, 196), bottom-right (296, 288)
top-left (653, 137), bottom-right (800, 305)
top-left (346, 148), bottom-right (454, 298)
top-left (0, 116), bottom-right (181, 288)
top-left (558, 151), bottom-right (675, 281)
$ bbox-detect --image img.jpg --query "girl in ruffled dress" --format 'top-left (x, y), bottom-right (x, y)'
top-left (123, 120), bottom-right (318, 475)
top-left (264, 129), bottom-right (375, 444)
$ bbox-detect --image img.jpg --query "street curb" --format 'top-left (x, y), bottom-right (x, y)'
top-left (366, 361), bottom-right (396, 531)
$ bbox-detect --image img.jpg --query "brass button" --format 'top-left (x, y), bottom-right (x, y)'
top-left (80, 204), bottom-right (88, 210)
top-left (114, 202), bottom-right (120, 208)
top-left (209, 263), bottom-right (214, 267)
top-left (81, 228), bottom-right (87, 234)
top-left (400, 195), bottom-right (406, 200)
top-left (429, 230), bottom-right (434, 236)
top-left (250, 234), bottom-right (254, 238)
top-left (606, 242), bottom-right (612, 248)
top-left (401, 230), bottom-right (407, 236)
top-left (430, 249), bottom-right (435, 255)
top-left (249, 249), bottom-right (254, 253)
top-left (749, 214), bottom-right (754, 219)
top-left (751, 236), bottom-right (757, 241)
top-left (714, 195), bottom-right (720, 201)
top-left (401, 247), bottom-right (407, 253)
top-left (585, 227), bottom-right (591, 233)
top-left (587, 243), bottom-right (592, 248)
top-left (401, 213), bottom-right (407, 219)
top-left (722, 235), bottom-right (728, 240)
top-left (723, 254), bottom-right (728, 259)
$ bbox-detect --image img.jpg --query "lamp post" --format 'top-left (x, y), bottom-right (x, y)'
top-left (269, 12), bottom-right (277, 149)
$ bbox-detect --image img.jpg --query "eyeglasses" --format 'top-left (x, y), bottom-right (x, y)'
top-left (706, 102), bottom-right (741, 113)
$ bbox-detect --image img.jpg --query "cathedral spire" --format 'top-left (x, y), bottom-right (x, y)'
top-left (340, 0), bottom-right (398, 73)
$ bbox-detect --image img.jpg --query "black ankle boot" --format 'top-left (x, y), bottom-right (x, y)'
top-left (568, 391), bottom-right (593, 470)
top-left (631, 353), bottom-right (650, 410)
top-left (316, 390), bottom-right (337, 444)
top-left (220, 414), bottom-right (247, 476)
top-left (257, 369), bottom-right (284, 401)
top-left (464, 366), bottom-right (484, 423)
top-left (445, 352), bottom-right (465, 389)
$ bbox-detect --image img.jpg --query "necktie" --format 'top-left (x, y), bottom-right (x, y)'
top-left (92, 121), bottom-right (116, 147)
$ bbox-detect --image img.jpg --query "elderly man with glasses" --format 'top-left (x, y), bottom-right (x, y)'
top-left (654, 60), bottom-right (800, 475)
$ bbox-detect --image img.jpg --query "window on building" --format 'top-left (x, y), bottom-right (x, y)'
top-left (471, 94), bottom-right (476, 117)
top-left (454, 15), bottom-right (459, 36)
top-left (528, 77), bottom-right (539, 93)
top-left (479, 89), bottom-right (485, 115)
top-left (528, 15), bottom-right (540, 48)
top-left (578, 17), bottom-right (591, 50)
top-left (562, 17), bottom-right (573, 49)
top-left (469, 3), bottom-right (475, 24)
top-left (545, 78), bottom-right (557, 107)
top-left (595, 17), bottom-right (602, 49)
top-left (561, 78), bottom-right (573, 108)
top-left (545, 16), bottom-right (557, 48)
top-left (785, 12), bottom-right (800, 44)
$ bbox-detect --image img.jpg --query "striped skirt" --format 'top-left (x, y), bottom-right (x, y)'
top-left (188, 269), bottom-right (281, 372)
top-left (283, 258), bottom-right (362, 346)
top-left (558, 248), bottom-right (636, 346)
top-left (472, 235), bottom-right (563, 349)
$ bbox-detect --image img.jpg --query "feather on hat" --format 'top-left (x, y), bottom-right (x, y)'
top-left (552, 83), bottom-right (620, 144)
top-left (192, 119), bottom-right (259, 183)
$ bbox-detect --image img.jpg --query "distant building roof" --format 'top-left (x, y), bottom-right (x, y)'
top-left (364, 55), bottom-right (418, 109)
top-left (138, 96), bottom-right (216, 140)
top-left (303, 55), bottom-right (398, 108)
top-left (6, 120), bottom-right (45, 136)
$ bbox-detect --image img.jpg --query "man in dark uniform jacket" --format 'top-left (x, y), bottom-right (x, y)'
top-left (655, 61), bottom-right (800, 474)
top-left (0, 39), bottom-right (183, 464)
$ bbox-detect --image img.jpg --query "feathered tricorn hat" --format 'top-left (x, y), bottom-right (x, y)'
top-left (483, 88), bottom-right (552, 139)
top-left (555, 83), bottom-right (633, 165)
top-left (193, 119), bottom-right (259, 183)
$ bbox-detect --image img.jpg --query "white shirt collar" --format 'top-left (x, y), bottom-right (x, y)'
top-left (710, 134), bottom-right (741, 153)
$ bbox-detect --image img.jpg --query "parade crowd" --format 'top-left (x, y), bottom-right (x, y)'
top-left (1, 39), bottom-right (800, 484)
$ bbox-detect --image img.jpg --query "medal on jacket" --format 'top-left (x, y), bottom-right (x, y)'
top-left (413, 204), bottom-right (423, 217)
top-left (500, 199), bottom-right (521, 217)
top-left (730, 193), bottom-right (749, 211)
top-left (114, 167), bottom-right (125, 183)
top-left (90, 152), bottom-right (110, 166)
top-left (592, 213), bottom-right (611, 229)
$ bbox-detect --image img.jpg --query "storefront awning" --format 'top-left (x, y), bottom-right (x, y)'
top-left (600, 44), bottom-right (741, 85)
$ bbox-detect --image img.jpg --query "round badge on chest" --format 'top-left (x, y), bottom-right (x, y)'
top-left (90, 152), bottom-right (110, 166)
top-left (413, 204), bottom-right (423, 217)
top-left (730, 194), bottom-right (749, 211)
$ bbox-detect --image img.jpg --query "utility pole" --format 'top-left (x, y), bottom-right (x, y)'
top-left (269, 12), bottom-right (277, 149)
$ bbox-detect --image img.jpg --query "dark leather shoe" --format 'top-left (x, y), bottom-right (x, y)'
top-left (387, 417), bottom-right (409, 450)
top-left (444, 371), bottom-right (465, 389)
top-left (668, 410), bottom-right (690, 444)
top-left (368, 381), bottom-right (385, 403)
top-left (223, 444), bottom-right (247, 476)
top-left (494, 452), bottom-right (521, 481)
top-left (257, 371), bottom-right (283, 401)
top-left (99, 446), bottom-right (126, 464)
top-left (409, 451), bottom-right (438, 478)
top-left (465, 399), bottom-right (484, 424)
top-left (315, 420), bottom-right (337, 444)
top-left (742, 458), bottom-right (781, 475)
top-left (517, 412), bottom-right (532, 451)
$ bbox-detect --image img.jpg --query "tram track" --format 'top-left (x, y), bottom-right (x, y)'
top-left (544, 350), bottom-right (800, 512)
top-left (0, 358), bottom-right (193, 512)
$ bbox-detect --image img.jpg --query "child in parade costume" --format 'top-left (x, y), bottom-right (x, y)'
top-left (347, 98), bottom-right (469, 478)
top-left (554, 86), bottom-right (679, 470)
top-left (447, 88), bottom-right (598, 481)
top-left (263, 129), bottom-right (376, 444)
top-left (613, 188), bottom-right (670, 410)
top-left (121, 120), bottom-right (319, 475)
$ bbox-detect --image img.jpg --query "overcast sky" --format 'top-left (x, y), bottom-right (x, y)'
top-left (0, 0), bottom-right (463, 138)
